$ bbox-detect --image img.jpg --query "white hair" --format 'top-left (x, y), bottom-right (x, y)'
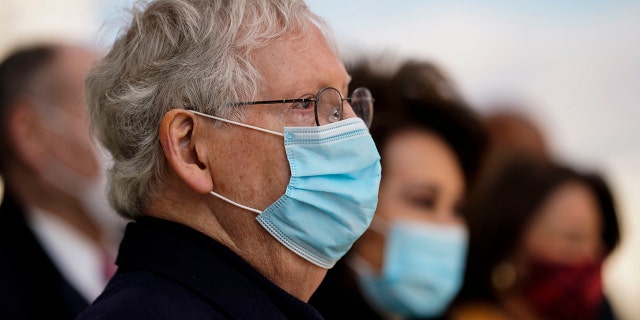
top-left (86, 0), bottom-right (332, 219)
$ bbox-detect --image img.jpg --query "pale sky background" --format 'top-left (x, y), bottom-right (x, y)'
top-left (1, 0), bottom-right (638, 318)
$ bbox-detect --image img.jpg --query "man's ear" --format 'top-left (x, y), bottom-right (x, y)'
top-left (159, 109), bottom-right (213, 194)
top-left (6, 99), bottom-right (49, 173)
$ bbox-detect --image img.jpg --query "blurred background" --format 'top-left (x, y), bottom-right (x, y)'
top-left (1, 0), bottom-right (638, 318)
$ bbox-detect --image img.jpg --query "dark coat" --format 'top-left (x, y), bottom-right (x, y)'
top-left (309, 258), bottom-right (381, 320)
top-left (0, 191), bottom-right (90, 319)
top-left (76, 216), bottom-right (324, 320)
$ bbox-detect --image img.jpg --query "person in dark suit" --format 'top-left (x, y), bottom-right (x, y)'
top-left (0, 44), bottom-right (124, 319)
top-left (75, 0), bottom-right (382, 319)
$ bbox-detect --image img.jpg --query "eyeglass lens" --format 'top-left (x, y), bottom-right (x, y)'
top-left (315, 87), bottom-right (374, 127)
top-left (351, 87), bottom-right (374, 127)
top-left (315, 87), bottom-right (343, 126)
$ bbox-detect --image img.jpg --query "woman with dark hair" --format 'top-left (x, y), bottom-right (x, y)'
top-left (450, 156), bottom-right (621, 320)
top-left (309, 58), bottom-right (488, 320)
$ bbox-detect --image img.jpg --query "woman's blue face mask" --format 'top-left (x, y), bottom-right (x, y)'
top-left (350, 218), bottom-right (468, 318)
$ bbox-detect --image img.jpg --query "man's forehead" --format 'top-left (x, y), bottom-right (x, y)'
top-left (251, 27), bottom-right (348, 93)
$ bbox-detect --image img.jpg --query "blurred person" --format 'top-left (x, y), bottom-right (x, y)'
top-left (76, 0), bottom-right (381, 319)
top-left (449, 156), bottom-right (620, 320)
top-left (483, 107), bottom-right (550, 162)
top-left (391, 59), bottom-right (465, 104)
top-left (0, 44), bottom-right (125, 319)
top-left (310, 58), bottom-right (488, 319)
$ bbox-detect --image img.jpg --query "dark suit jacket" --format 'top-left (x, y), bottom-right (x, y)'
top-left (75, 216), bottom-right (324, 320)
top-left (0, 191), bottom-right (90, 319)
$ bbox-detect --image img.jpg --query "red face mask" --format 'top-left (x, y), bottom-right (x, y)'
top-left (521, 258), bottom-right (604, 320)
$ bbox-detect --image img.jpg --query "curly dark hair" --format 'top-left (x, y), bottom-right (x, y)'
top-left (348, 58), bottom-right (488, 189)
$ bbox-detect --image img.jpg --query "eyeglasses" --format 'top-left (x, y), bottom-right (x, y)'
top-left (229, 87), bottom-right (374, 128)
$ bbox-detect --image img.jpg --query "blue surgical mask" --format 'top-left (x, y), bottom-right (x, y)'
top-left (350, 219), bottom-right (468, 318)
top-left (189, 111), bottom-right (382, 268)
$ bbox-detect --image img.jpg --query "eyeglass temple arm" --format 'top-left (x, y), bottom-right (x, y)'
top-left (228, 98), bottom-right (312, 107)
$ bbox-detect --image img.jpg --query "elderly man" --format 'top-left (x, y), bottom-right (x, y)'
top-left (77, 0), bottom-right (381, 319)
top-left (0, 44), bottom-right (124, 318)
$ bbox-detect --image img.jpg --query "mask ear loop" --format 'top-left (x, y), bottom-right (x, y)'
top-left (209, 190), bottom-right (262, 214)
top-left (347, 217), bottom-right (389, 277)
top-left (368, 216), bottom-right (390, 235)
top-left (188, 110), bottom-right (282, 215)
top-left (188, 110), bottom-right (284, 137)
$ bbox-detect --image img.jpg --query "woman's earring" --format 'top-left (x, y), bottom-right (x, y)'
top-left (492, 261), bottom-right (517, 292)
